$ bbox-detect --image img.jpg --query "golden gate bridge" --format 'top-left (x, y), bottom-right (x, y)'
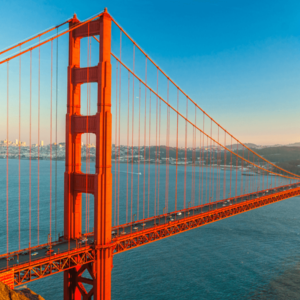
top-left (0, 8), bottom-right (300, 299)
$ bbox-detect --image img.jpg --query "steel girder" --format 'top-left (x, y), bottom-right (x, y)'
top-left (1, 187), bottom-right (299, 286)
top-left (13, 247), bottom-right (95, 286)
top-left (113, 187), bottom-right (300, 254)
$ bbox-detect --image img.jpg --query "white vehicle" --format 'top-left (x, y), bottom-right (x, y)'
top-left (31, 252), bottom-right (38, 256)
top-left (133, 227), bottom-right (138, 230)
top-left (177, 212), bottom-right (182, 216)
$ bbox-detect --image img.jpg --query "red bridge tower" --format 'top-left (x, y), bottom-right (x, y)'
top-left (64, 8), bottom-right (112, 300)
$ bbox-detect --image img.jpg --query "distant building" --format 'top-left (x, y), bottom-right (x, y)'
top-left (41, 140), bottom-right (44, 146)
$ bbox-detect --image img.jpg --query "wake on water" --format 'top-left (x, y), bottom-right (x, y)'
top-left (113, 171), bottom-right (142, 175)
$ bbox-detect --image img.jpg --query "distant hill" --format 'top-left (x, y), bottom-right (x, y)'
top-left (286, 142), bottom-right (300, 147)
top-left (241, 142), bottom-right (300, 149)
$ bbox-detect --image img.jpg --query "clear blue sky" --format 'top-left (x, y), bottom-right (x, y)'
top-left (1, 0), bottom-right (300, 145)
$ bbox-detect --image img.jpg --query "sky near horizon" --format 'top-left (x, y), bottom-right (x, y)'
top-left (0, 0), bottom-right (300, 146)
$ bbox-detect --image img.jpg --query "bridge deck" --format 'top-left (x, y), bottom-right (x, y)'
top-left (1, 182), bottom-right (300, 286)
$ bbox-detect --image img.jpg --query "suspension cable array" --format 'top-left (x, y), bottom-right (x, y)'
top-left (0, 10), bottom-right (300, 297)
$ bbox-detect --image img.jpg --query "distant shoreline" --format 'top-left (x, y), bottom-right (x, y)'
top-left (0, 157), bottom-right (267, 171)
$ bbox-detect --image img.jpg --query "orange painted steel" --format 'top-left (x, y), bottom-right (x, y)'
top-left (0, 19), bottom-right (71, 56)
top-left (13, 246), bottom-right (95, 287)
top-left (0, 12), bottom-right (104, 65)
top-left (110, 18), bottom-right (300, 179)
top-left (111, 53), bottom-right (299, 181)
top-left (93, 9), bottom-right (113, 300)
top-left (64, 8), bottom-right (113, 300)
top-left (109, 183), bottom-right (299, 232)
top-left (1, 186), bottom-right (299, 289)
top-left (0, 269), bottom-right (14, 289)
top-left (64, 14), bottom-right (84, 300)
top-left (113, 187), bottom-right (300, 254)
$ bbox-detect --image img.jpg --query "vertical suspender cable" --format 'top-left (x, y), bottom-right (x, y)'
top-left (254, 155), bottom-right (256, 192)
top-left (158, 91), bottom-right (161, 215)
top-left (217, 127), bottom-right (220, 201)
top-left (223, 133), bottom-right (226, 200)
top-left (262, 157), bottom-right (264, 191)
top-left (205, 127), bottom-right (209, 203)
top-left (199, 120), bottom-right (201, 206)
top-left (192, 109), bottom-right (196, 206)
top-left (137, 81), bottom-right (141, 220)
top-left (114, 61), bottom-right (118, 226)
top-left (117, 32), bottom-right (122, 226)
top-left (235, 144), bottom-right (238, 199)
top-left (165, 79), bottom-right (169, 212)
top-left (267, 161), bottom-right (269, 189)
top-left (241, 146), bottom-right (244, 195)
top-left (253, 154), bottom-right (255, 192)
top-left (154, 84), bottom-right (158, 217)
top-left (144, 58), bottom-right (148, 219)
top-left (50, 41), bottom-right (53, 243)
top-left (29, 51), bottom-right (32, 250)
top-left (209, 119), bottom-right (212, 204)
top-left (19, 48), bottom-right (21, 249)
top-left (202, 115), bottom-right (205, 205)
top-left (143, 74), bottom-right (147, 220)
top-left (126, 71), bottom-right (130, 224)
top-left (6, 62), bottom-right (9, 260)
top-left (216, 131), bottom-right (218, 202)
top-left (229, 137), bottom-right (232, 199)
top-left (37, 39), bottom-right (40, 245)
top-left (184, 97), bottom-right (188, 209)
top-left (55, 29), bottom-right (58, 240)
top-left (212, 140), bottom-right (216, 205)
top-left (175, 89), bottom-right (179, 211)
top-left (131, 45), bottom-right (135, 222)
top-left (148, 90), bottom-right (151, 218)
top-left (143, 61), bottom-right (147, 220)
top-left (247, 148), bottom-right (250, 194)
top-left (157, 68), bottom-right (160, 216)
top-left (195, 109), bottom-right (198, 206)
top-left (208, 120), bottom-right (211, 204)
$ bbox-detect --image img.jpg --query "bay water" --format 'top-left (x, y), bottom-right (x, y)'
top-left (1, 159), bottom-right (300, 299)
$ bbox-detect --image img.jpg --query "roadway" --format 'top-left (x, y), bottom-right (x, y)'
top-left (1, 182), bottom-right (299, 271)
